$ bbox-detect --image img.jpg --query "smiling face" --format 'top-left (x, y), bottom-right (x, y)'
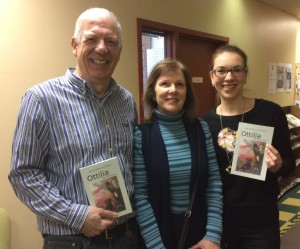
top-left (211, 51), bottom-right (247, 100)
top-left (153, 69), bottom-right (186, 116)
top-left (71, 13), bottom-right (121, 89)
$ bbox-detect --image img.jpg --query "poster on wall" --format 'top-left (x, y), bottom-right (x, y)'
top-left (284, 64), bottom-right (292, 92)
top-left (268, 62), bottom-right (294, 95)
top-left (295, 64), bottom-right (300, 108)
top-left (268, 63), bottom-right (276, 94)
top-left (276, 63), bottom-right (284, 92)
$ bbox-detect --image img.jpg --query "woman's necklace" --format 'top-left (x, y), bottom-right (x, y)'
top-left (219, 101), bottom-right (245, 174)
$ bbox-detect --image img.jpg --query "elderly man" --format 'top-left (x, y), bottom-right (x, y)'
top-left (9, 8), bottom-right (139, 249)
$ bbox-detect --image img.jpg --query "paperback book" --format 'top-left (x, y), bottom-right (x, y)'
top-left (80, 157), bottom-right (132, 217)
top-left (231, 122), bottom-right (274, 181)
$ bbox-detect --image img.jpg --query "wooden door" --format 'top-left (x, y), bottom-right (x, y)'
top-left (177, 35), bottom-right (226, 117)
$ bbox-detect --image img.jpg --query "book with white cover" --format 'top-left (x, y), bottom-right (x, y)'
top-left (231, 122), bottom-right (274, 181)
top-left (79, 157), bottom-right (132, 217)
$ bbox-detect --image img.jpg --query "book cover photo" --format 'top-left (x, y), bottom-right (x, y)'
top-left (231, 122), bottom-right (274, 181)
top-left (79, 157), bottom-right (132, 217)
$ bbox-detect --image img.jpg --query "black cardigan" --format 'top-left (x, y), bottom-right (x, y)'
top-left (138, 118), bottom-right (208, 248)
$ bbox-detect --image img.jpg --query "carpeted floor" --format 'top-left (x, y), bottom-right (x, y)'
top-left (281, 218), bottom-right (300, 249)
top-left (278, 179), bottom-right (300, 236)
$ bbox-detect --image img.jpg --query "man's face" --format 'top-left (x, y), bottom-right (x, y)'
top-left (72, 16), bottom-right (122, 88)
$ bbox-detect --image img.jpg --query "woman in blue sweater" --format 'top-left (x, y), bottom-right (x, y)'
top-left (133, 59), bottom-right (223, 249)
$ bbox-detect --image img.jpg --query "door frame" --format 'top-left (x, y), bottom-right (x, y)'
top-left (137, 18), bottom-right (229, 121)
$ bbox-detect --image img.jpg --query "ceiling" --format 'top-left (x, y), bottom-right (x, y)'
top-left (259, 0), bottom-right (300, 18)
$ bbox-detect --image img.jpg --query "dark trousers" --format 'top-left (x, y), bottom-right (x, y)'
top-left (43, 218), bottom-right (139, 249)
top-left (137, 213), bottom-right (185, 249)
top-left (138, 213), bottom-right (204, 249)
top-left (221, 223), bottom-right (280, 249)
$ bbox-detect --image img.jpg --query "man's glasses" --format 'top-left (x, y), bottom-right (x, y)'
top-left (211, 67), bottom-right (247, 78)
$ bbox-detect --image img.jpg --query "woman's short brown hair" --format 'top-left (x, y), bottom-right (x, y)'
top-left (143, 58), bottom-right (196, 123)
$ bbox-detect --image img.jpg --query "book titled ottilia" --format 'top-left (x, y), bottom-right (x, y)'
top-left (80, 157), bottom-right (132, 217)
top-left (231, 122), bottom-right (274, 181)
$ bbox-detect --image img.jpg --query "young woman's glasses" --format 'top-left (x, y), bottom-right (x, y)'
top-left (211, 67), bottom-right (247, 78)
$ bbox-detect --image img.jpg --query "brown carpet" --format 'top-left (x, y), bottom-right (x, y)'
top-left (281, 219), bottom-right (300, 249)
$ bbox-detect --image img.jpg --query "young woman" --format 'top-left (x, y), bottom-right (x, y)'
top-left (203, 44), bottom-right (295, 249)
top-left (133, 59), bottom-right (223, 249)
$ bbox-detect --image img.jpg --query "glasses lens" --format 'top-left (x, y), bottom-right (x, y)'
top-left (215, 69), bottom-right (227, 77)
top-left (232, 68), bottom-right (245, 76)
top-left (213, 67), bottom-right (246, 77)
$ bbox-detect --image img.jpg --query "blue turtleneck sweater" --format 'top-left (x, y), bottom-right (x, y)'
top-left (133, 110), bottom-right (223, 249)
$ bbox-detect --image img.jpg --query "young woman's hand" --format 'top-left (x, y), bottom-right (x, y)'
top-left (265, 144), bottom-right (283, 173)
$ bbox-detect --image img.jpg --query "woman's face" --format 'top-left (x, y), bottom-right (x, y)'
top-left (211, 52), bottom-right (247, 100)
top-left (153, 69), bottom-right (186, 116)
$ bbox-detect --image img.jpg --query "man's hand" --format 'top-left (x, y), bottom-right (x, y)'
top-left (80, 206), bottom-right (117, 237)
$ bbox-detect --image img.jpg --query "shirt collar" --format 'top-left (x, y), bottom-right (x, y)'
top-left (66, 68), bottom-right (118, 98)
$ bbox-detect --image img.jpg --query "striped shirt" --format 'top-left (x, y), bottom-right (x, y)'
top-left (133, 111), bottom-right (223, 248)
top-left (9, 68), bottom-right (137, 235)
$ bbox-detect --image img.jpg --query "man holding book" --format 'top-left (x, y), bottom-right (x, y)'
top-left (8, 7), bottom-right (138, 249)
